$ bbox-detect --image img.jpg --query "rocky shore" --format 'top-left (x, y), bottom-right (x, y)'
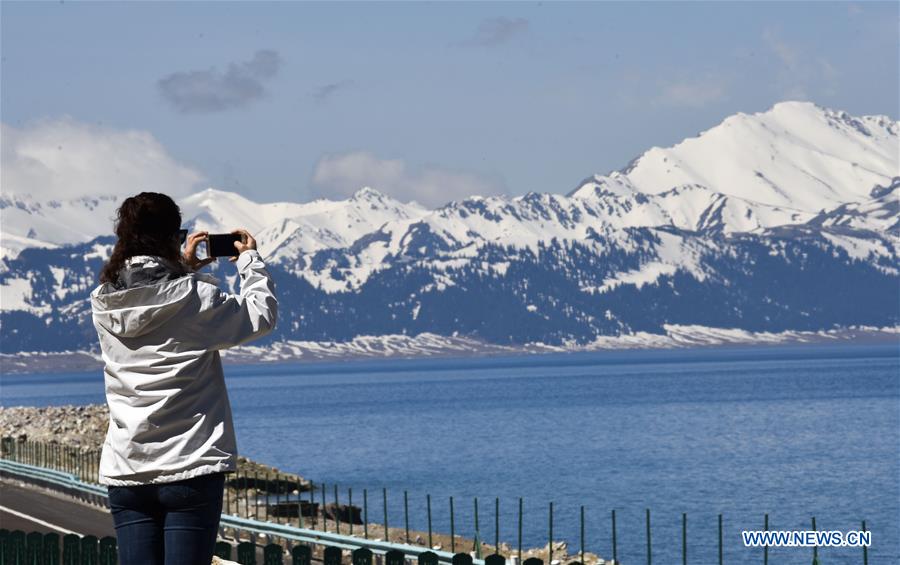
top-left (0, 404), bottom-right (609, 564)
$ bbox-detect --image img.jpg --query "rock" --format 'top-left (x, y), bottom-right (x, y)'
top-left (323, 502), bottom-right (363, 524)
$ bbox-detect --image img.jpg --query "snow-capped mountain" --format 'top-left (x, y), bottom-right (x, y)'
top-left (180, 186), bottom-right (427, 257)
top-left (576, 101), bottom-right (898, 211)
top-left (1, 101), bottom-right (897, 357)
top-left (0, 194), bottom-right (121, 261)
top-left (0, 186), bottom-right (426, 262)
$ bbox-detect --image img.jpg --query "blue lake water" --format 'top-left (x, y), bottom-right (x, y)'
top-left (2, 344), bottom-right (898, 564)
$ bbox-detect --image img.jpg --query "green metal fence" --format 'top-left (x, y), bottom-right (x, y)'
top-left (0, 529), bottom-right (117, 565)
top-left (0, 437), bottom-right (874, 565)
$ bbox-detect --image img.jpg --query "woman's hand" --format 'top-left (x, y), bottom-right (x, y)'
top-left (229, 228), bottom-right (257, 263)
top-left (183, 231), bottom-right (215, 271)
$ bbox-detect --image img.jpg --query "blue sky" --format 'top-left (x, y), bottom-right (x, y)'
top-left (2, 1), bottom-right (897, 206)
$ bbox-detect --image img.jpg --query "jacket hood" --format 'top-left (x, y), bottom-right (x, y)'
top-left (91, 276), bottom-right (196, 338)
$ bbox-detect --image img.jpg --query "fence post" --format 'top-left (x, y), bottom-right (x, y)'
top-left (215, 541), bottom-right (233, 560)
top-left (99, 536), bottom-right (117, 565)
top-left (451, 553), bottom-right (473, 565)
top-left (382, 488), bottom-right (389, 542)
top-left (81, 535), bottom-right (99, 565)
top-left (264, 543), bottom-right (283, 565)
top-left (763, 513), bottom-right (769, 565)
top-left (717, 514), bottom-right (723, 565)
top-left (682, 512), bottom-right (686, 565)
top-left (297, 478), bottom-right (304, 529)
top-left (43, 532), bottom-right (60, 565)
top-left (308, 480), bottom-right (315, 530)
top-left (272, 473), bottom-right (281, 524)
top-left (811, 517), bottom-right (818, 565)
top-left (291, 545), bottom-right (312, 565)
top-left (254, 472), bottom-right (260, 521)
top-left (472, 497), bottom-right (480, 555)
top-left (385, 549), bottom-right (405, 565)
top-left (349, 488), bottom-right (353, 536)
top-left (611, 509), bottom-right (617, 565)
top-left (321, 482), bottom-right (327, 533)
top-left (245, 472), bottom-right (251, 524)
top-left (418, 551), bottom-right (438, 565)
top-left (450, 496), bottom-right (456, 553)
top-left (63, 532), bottom-right (80, 563)
top-left (518, 498), bottom-right (523, 564)
top-left (364, 489), bottom-right (369, 539)
top-left (335, 484), bottom-right (342, 535)
top-left (579, 505), bottom-right (585, 565)
top-left (264, 472), bottom-right (270, 523)
top-left (26, 531), bottom-right (42, 564)
top-left (323, 546), bottom-right (342, 565)
top-left (427, 494), bottom-right (433, 548)
top-left (496, 498), bottom-right (501, 556)
top-left (353, 547), bottom-right (373, 565)
top-left (548, 502), bottom-right (553, 564)
top-left (404, 490), bottom-right (410, 544)
top-left (237, 541), bottom-right (257, 565)
top-left (861, 520), bottom-right (868, 565)
top-left (645, 508), bottom-right (651, 565)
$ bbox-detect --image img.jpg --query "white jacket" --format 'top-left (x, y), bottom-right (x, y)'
top-left (90, 249), bottom-right (277, 486)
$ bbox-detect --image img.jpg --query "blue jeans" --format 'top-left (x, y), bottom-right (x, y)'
top-left (108, 472), bottom-right (225, 565)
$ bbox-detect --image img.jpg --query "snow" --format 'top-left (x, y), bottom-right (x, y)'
top-left (49, 266), bottom-right (69, 299)
top-left (2, 101), bottom-right (897, 295)
top-left (574, 101), bottom-right (898, 212)
top-left (1, 277), bottom-right (50, 315)
top-left (821, 232), bottom-right (895, 267)
top-left (215, 325), bottom-right (900, 362)
top-left (583, 324), bottom-right (899, 350)
top-left (0, 194), bottom-right (120, 260)
top-left (652, 103), bottom-right (891, 210)
top-left (598, 262), bottom-right (678, 293)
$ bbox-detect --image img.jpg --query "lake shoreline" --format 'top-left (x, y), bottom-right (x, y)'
top-left (1, 326), bottom-right (896, 375)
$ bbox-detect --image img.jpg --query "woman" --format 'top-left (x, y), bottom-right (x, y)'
top-left (90, 192), bottom-right (277, 564)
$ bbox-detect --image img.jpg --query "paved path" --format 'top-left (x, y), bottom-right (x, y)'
top-left (0, 480), bottom-right (256, 562)
top-left (0, 480), bottom-right (115, 538)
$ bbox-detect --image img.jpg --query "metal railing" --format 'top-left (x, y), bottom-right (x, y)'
top-left (0, 457), bottom-right (483, 565)
top-left (0, 436), bottom-right (877, 565)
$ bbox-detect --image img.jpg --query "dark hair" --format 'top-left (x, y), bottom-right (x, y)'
top-left (100, 192), bottom-right (184, 284)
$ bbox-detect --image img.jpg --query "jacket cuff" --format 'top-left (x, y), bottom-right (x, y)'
top-left (236, 249), bottom-right (261, 272)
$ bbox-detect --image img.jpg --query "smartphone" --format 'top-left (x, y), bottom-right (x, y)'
top-left (207, 233), bottom-right (244, 258)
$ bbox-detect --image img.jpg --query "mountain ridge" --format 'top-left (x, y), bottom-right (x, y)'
top-left (2, 100), bottom-right (898, 355)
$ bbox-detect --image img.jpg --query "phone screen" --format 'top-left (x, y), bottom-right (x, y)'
top-left (207, 234), bottom-right (243, 258)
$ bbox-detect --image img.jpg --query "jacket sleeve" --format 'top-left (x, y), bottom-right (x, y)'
top-left (194, 249), bottom-right (278, 350)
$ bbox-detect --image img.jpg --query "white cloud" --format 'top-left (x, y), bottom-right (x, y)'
top-left (462, 17), bottom-right (529, 47)
top-left (762, 28), bottom-right (800, 69)
top-left (1, 117), bottom-right (205, 200)
top-left (653, 76), bottom-right (728, 108)
top-left (761, 27), bottom-right (839, 100)
top-left (311, 151), bottom-right (506, 207)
